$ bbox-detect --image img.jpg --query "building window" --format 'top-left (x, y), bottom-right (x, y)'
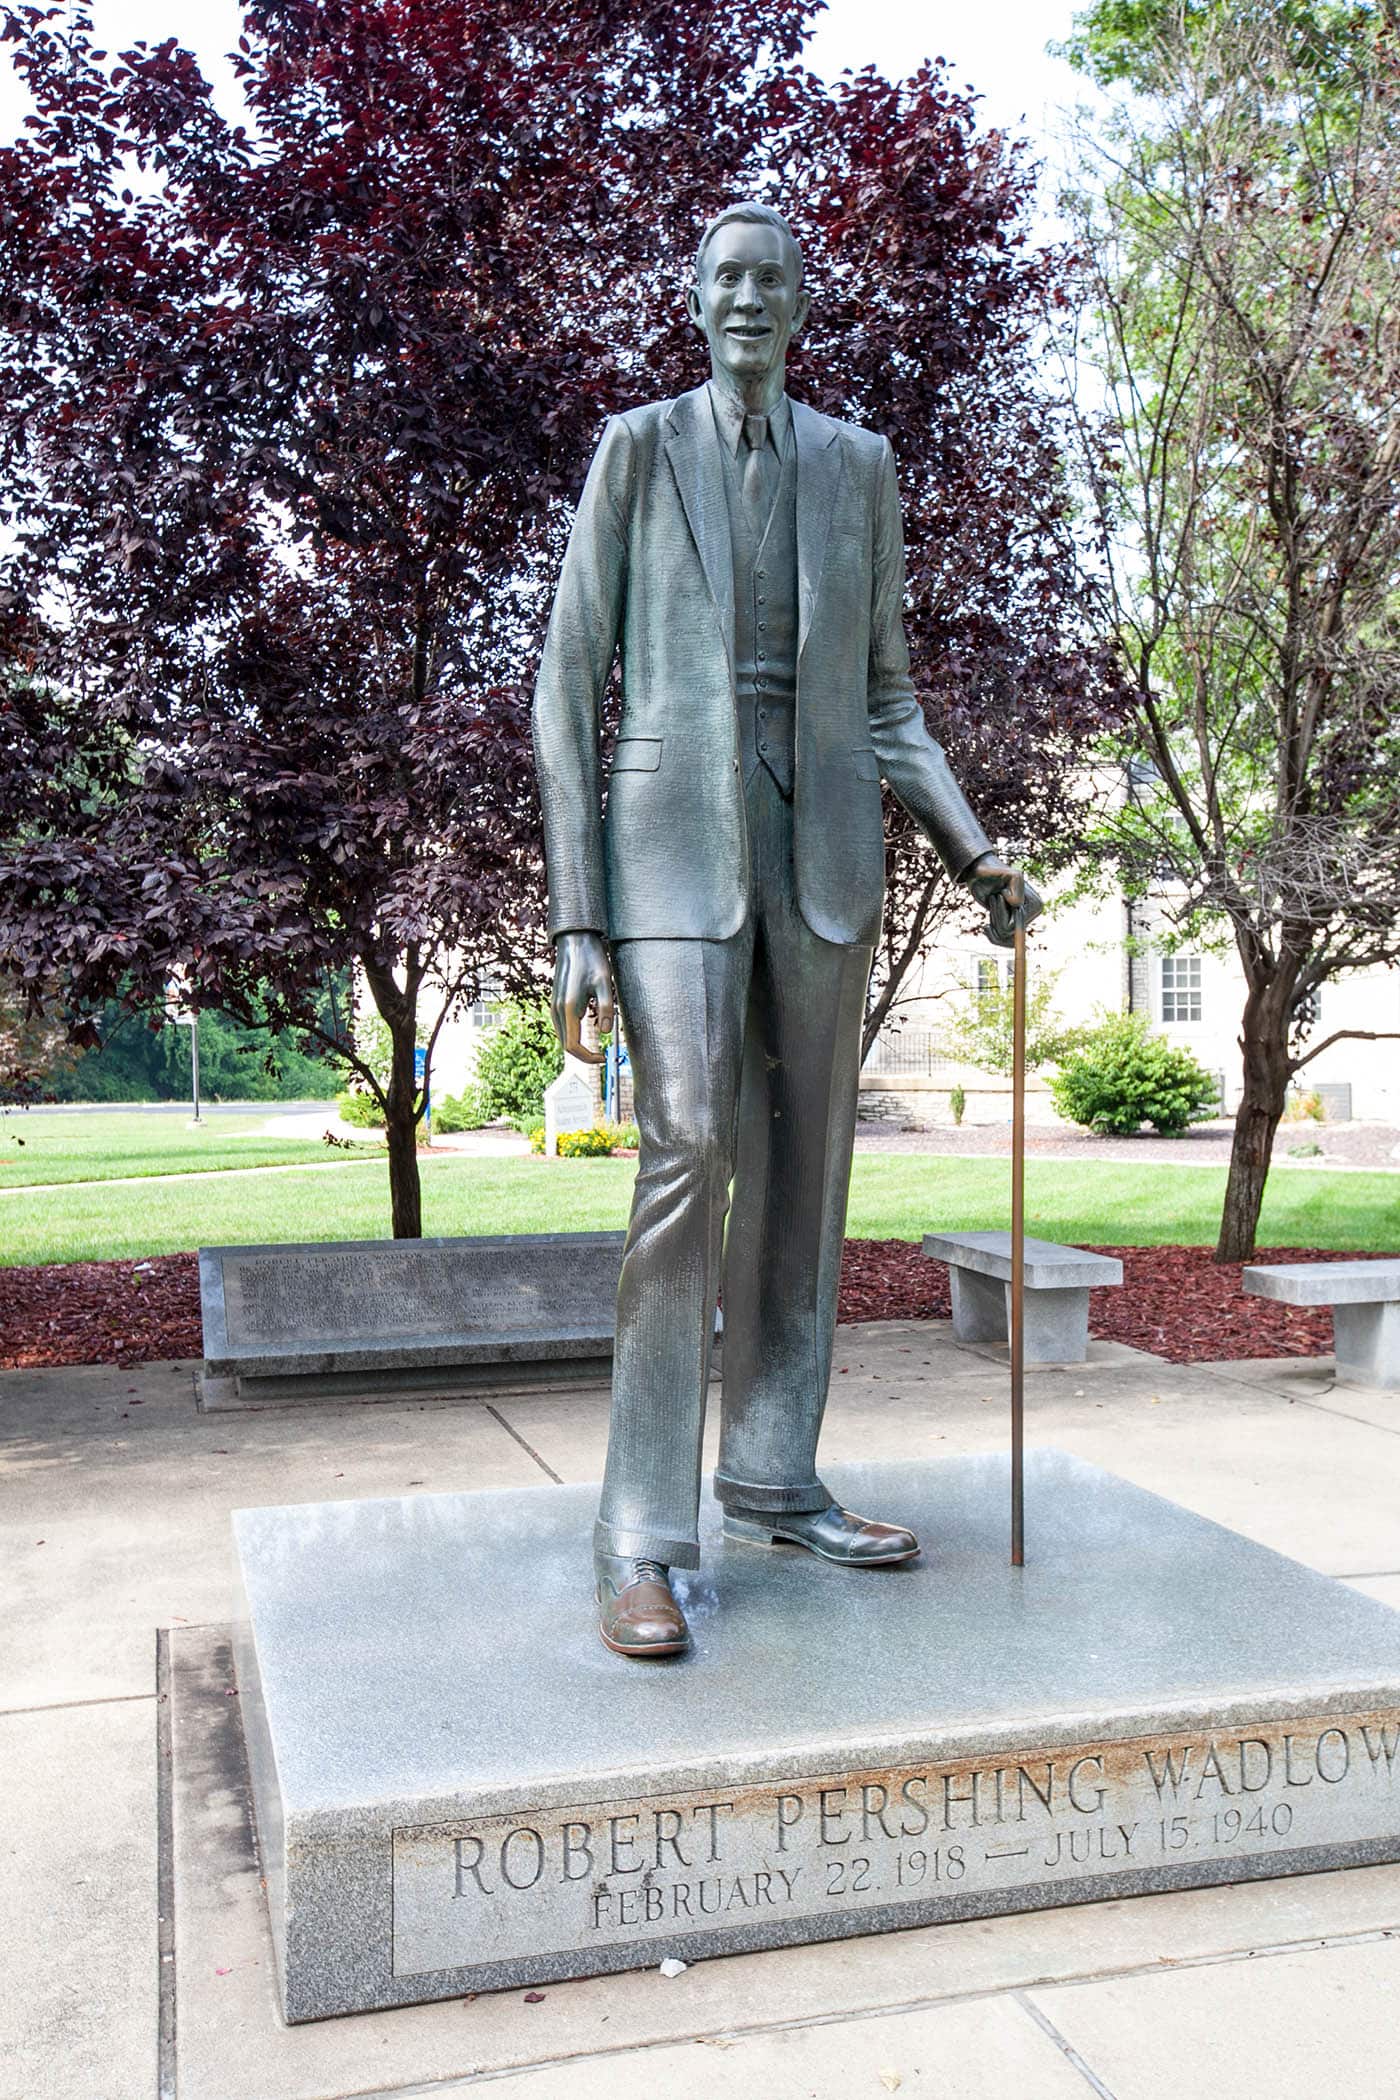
top-left (975, 955), bottom-right (1016, 998)
top-left (1160, 955), bottom-right (1202, 1023)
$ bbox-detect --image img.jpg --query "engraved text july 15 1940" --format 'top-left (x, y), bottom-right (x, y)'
top-left (391, 1712), bottom-right (1400, 1974)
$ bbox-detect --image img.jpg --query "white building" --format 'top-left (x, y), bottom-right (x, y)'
top-left (859, 878), bottom-right (1399, 1129)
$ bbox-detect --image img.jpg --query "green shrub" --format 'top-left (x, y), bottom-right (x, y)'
top-left (336, 1087), bottom-right (385, 1128)
top-left (472, 1000), bottom-right (563, 1125)
top-left (430, 1085), bottom-right (489, 1135)
top-left (949, 1084), bottom-right (966, 1126)
top-left (1049, 1012), bottom-right (1219, 1136)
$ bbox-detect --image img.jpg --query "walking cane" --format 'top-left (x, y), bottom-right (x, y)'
top-left (1007, 872), bottom-right (1027, 1567)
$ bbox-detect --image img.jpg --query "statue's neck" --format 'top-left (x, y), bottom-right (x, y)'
top-left (707, 362), bottom-right (786, 418)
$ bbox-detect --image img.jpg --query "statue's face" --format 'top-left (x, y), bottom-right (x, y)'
top-left (687, 220), bottom-right (808, 384)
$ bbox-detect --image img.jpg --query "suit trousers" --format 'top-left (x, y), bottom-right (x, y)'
top-left (596, 763), bottom-right (874, 1569)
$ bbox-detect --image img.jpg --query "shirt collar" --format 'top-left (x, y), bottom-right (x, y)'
top-left (706, 380), bottom-right (792, 459)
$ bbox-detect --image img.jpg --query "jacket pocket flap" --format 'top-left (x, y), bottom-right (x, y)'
top-left (612, 737), bottom-right (663, 774)
top-left (851, 748), bottom-right (881, 782)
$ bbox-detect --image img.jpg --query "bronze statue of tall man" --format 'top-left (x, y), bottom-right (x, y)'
top-left (533, 203), bottom-right (1037, 1658)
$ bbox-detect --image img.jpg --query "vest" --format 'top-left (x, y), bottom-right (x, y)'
top-left (719, 419), bottom-right (799, 797)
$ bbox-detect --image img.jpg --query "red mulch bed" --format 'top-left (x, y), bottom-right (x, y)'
top-left (2, 1241), bottom-right (1391, 1373)
top-left (0, 1251), bottom-right (204, 1370)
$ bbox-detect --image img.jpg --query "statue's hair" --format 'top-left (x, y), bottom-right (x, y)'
top-left (694, 202), bottom-right (804, 289)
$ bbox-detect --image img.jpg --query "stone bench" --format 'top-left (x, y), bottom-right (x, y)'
top-left (198, 1232), bottom-right (628, 1411)
top-left (1242, 1261), bottom-right (1400, 1390)
top-left (921, 1231), bottom-right (1123, 1364)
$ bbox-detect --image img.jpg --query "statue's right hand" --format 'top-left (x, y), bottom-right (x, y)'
top-left (550, 932), bottom-right (614, 1066)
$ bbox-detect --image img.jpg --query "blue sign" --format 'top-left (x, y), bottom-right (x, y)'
top-left (605, 1033), bottom-right (629, 1118)
top-left (414, 1046), bottom-right (430, 1130)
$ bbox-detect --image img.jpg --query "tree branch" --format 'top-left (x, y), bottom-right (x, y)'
top-left (1290, 1028), bottom-right (1400, 1076)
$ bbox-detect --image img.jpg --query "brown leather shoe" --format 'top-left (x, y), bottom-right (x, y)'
top-left (596, 1554), bottom-right (690, 1658)
top-left (723, 1502), bottom-right (919, 1565)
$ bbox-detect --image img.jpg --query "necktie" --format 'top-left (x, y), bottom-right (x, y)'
top-left (741, 412), bottom-right (774, 526)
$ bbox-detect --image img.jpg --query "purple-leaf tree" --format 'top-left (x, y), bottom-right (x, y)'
top-left (1, 0), bottom-right (1119, 1236)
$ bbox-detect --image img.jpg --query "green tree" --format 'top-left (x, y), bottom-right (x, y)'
top-left (934, 967), bottom-right (1080, 1076)
top-left (1061, 0), bottom-right (1400, 1257)
top-left (41, 995), bottom-right (347, 1101)
top-left (472, 1001), bottom-right (564, 1127)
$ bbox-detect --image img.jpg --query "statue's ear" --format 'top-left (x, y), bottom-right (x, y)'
top-left (791, 285), bottom-right (811, 339)
top-left (685, 282), bottom-right (706, 334)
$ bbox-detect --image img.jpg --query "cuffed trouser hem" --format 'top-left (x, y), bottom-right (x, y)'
top-left (593, 1517), bottom-right (701, 1572)
top-left (712, 1471), bottom-right (831, 1515)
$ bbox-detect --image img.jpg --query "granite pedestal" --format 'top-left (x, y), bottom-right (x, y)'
top-left (922, 1233), bottom-right (1123, 1363)
top-left (1243, 1261), bottom-right (1400, 1391)
top-left (232, 1452), bottom-right (1400, 2022)
top-left (198, 1232), bottom-right (626, 1408)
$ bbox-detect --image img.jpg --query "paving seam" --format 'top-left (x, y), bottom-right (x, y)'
top-left (1291, 1394), bottom-right (1400, 1440)
top-left (156, 1628), bottom-right (177, 2100)
top-left (1201, 1361), bottom-right (1337, 1399)
top-left (0, 1690), bottom-right (157, 1718)
top-left (1013, 1991), bottom-right (1121, 2097)
top-left (1205, 1363), bottom-right (1400, 1439)
top-left (483, 1404), bottom-right (564, 1484)
top-left (278, 1922), bottom-right (1400, 2100)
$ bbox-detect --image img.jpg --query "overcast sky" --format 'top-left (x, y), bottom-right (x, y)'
top-left (0, 0), bottom-right (1093, 179)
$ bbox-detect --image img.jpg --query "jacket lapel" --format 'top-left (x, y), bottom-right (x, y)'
top-left (793, 399), bottom-right (842, 655)
top-left (664, 387), bottom-right (734, 666)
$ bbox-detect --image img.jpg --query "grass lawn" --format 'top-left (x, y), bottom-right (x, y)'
top-left (3, 1151), bottom-right (1396, 1267)
top-left (0, 1109), bottom-right (376, 1187)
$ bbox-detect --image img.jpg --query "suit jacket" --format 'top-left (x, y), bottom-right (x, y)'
top-left (531, 383), bottom-right (992, 947)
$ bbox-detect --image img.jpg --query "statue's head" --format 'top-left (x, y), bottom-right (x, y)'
top-left (687, 202), bottom-right (809, 386)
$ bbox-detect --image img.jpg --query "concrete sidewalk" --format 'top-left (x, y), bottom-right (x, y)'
top-left (3, 1322), bottom-right (1399, 2099)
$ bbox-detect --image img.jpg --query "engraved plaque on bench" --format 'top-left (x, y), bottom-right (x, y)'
top-left (198, 1233), bottom-right (626, 1409)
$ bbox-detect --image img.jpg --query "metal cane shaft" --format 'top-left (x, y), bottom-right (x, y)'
top-left (1010, 901), bottom-right (1027, 1567)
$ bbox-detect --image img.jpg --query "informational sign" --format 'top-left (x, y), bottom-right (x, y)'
top-left (415, 1045), bottom-right (430, 1133)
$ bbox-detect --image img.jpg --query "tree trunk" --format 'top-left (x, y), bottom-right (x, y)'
top-left (1215, 973), bottom-right (1294, 1264)
top-left (384, 1016), bottom-right (423, 1240)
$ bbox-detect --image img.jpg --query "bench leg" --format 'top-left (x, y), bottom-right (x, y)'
top-left (1022, 1287), bottom-right (1091, 1366)
top-left (949, 1267), bottom-right (1008, 1345)
top-left (1333, 1302), bottom-right (1400, 1391)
